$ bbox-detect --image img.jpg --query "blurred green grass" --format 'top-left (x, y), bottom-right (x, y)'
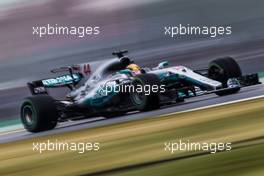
top-left (108, 142), bottom-right (264, 176)
top-left (0, 98), bottom-right (263, 176)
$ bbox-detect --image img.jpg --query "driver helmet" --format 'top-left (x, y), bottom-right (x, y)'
top-left (126, 63), bottom-right (141, 75)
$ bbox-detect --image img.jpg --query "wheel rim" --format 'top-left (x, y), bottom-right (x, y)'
top-left (23, 105), bottom-right (34, 125)
top-left (131, 91), bottom-right (145, 105)
top-left (131, 80), bottom-right (146, 106)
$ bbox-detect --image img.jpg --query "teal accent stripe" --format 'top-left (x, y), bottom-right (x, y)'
top-left (0, 118), bottom-right (21, 128)
top-left (258, 72), bottom-right (264, 83)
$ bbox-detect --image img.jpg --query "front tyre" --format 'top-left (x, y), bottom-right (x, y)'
top-left (20, 95), bottom-right (58, 132)
top-left (130, 74), bottom-right (160, 111)
top-left (208, 57), bottom-right (242, 96)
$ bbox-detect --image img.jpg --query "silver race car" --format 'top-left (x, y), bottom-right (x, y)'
top-left (21, 50), bottom-right (260, 132)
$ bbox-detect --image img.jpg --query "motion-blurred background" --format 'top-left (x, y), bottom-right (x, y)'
top-left (0, 0), bottom-right (264, 123)
top-left (1, 0), bottom-right (264, 88)
top-left (1, 1), bottom-right (264, 176)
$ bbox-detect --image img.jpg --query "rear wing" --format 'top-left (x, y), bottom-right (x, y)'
top-left (27, 73), bottom-right (83, 95)
top-left (27, 63), bottom-right (93, 95)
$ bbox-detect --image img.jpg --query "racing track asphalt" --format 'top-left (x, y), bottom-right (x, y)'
top-left (0, 83), bottom-right (263, 144)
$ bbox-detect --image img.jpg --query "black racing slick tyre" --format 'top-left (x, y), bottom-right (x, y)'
top-left (208, 57), bottom-right (242, 96)
top-left (130, 74), bottom-right (160, 111)
top-left (20, 95), bottom-right (58, 132)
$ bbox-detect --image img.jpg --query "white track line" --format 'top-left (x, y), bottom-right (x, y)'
top-left (0, 129), bottom-right (25, 136)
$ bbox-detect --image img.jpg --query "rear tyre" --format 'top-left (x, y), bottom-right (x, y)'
top-left (208, 57), bottom-right (242, 96)
top-left (20, 95), bottom-right (58, 132)
top-left (130, 74), bottom-right (160, 111)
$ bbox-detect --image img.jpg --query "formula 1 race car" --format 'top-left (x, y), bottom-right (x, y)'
top-left (20, 50), bottom-right (260, 132)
